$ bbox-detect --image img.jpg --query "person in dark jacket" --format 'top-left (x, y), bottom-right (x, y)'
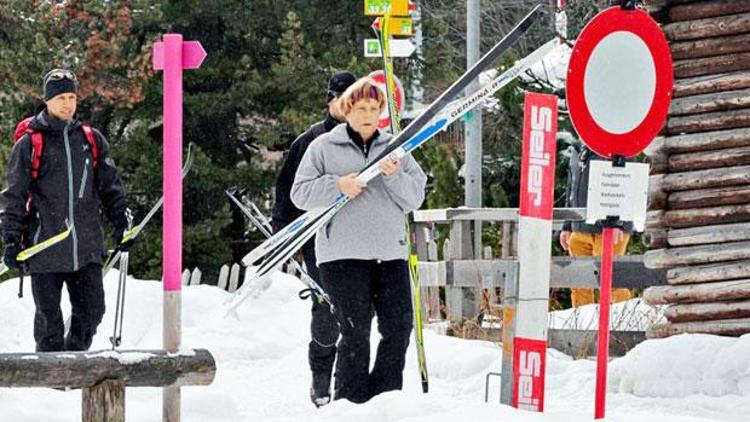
top-left (559, 143), bottom-right (633, 307)
top-left (291, 77), bottom-right (427, 404)
top-left (0, 69), bottom-right (130, 352)
top-left (271, 70), bottom-right (356, 407)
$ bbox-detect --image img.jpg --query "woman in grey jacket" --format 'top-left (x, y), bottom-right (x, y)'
top-left (291, 77), bottom-right (427, 403)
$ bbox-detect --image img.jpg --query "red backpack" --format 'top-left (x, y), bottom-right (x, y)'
top-left (13, 116), bottom-right (99, 179)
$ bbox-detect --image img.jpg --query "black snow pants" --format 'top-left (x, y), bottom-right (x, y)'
top-left (318, 259), bottom-right (413, 403)
top-left (304, 245), bottom-right (339, 382)
top-left (31, 263), bottom-right (105, 352)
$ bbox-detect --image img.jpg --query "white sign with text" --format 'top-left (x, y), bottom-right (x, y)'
top-left (585, 161), bottom-right (649, 231)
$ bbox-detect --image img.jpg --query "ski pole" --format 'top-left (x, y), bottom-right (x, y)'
top-left (110, 251), bottom-right (129, 349)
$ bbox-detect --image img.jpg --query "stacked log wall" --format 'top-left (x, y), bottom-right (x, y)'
top-left (644, 0), bottom-right (750, 338)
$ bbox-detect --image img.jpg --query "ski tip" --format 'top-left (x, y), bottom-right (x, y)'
top-left (240, 255), bottom-right (257, 267)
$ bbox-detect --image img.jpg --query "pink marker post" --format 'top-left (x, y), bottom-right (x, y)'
top-left (153, 33), bottom-right (206, 422)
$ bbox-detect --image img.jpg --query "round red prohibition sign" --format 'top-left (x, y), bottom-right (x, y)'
top-left (566, 6), bottom-right (673, 158)
top-left (368, 70), bottom-right (405, 130)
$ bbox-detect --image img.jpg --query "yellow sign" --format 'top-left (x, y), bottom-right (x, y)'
top-left (378, 17), bottom-right (413, 37)
top-left (365, 0), bottom-right (410, 17)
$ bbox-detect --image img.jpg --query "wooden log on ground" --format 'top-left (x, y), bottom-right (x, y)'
top-left (669, 185), bottom-right (750, 209)
top-left (663, 13), bottom-right (750, 41)
top-left (671, 33), bottom-right (750, 61)
top-left (665, 300), bottom-right (750, 323)
top-left (668, 260), bottom-right (750, 284)
top-left (667, 107), bottom-right (750, 135)
top-left (662, 165), bottom-right (750, 192)
top-left (644, 240), bottom-right (750, 268)
top-left (83, 379), bottom-right (125, 422)
top-left (674, 71), bottom-right (750, 98)
top-left (664, 204), bottom-right (750, 228)
top-left (643, 229), bottom-right (668, 249)
top-left (644, 279), bottom-right (750, 304)
top-left (669, 145), bottom-right (750, 171)
top-left (0, 349), bottom-right (216, 388)
top-left (648, 318), bottom-right (750, 338)
top-left (669, 88), bottom-right (750, 116)
top-left (674, 52), bottom-right (750, 79)
top-left (668, 222), bottom-right (750, 246)
top-left (664, 127), bottom-right (750, 153)
top-left (670, 0), bottom-right (750, 22)
top-left (648, 174), bottom-right (667, 210)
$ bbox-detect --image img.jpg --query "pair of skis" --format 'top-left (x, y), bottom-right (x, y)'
top-left (376, 14), bottom-right (430, 393)
top-left (224, 189), bottom-right (334, 310)
top-left (231, 5), bottom-right (556, 313)
top-left (0, 221), bottom-right (72, 278)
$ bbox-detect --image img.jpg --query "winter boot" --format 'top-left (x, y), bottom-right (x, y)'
top-left (310, 371), bottom-right (332, 408)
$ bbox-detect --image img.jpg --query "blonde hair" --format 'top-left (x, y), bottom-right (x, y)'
top-left (336, 77), bottom-right (387, 116)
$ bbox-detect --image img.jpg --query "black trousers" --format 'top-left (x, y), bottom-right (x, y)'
top-left (303, 245), bottom-right (339, 380)
top-left (318, 259), bottom-right (413, 403)
top-left (31, 263), bottom-right (105, 352)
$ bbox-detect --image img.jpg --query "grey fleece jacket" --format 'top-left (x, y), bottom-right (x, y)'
top-left (291, 123), bottom-right (427, 265)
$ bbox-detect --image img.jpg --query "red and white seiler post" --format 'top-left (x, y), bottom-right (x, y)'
top-left (512, 92), bottom-right (558, 412)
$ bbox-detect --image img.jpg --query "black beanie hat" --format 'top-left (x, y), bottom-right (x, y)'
top-left (327, 71), bottom-right (357, 103)
top-left (43, 69), bottom-right (78, 101)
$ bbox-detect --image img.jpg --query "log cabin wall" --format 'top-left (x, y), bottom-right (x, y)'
top-left (643, 0), bottom-right (750, 338)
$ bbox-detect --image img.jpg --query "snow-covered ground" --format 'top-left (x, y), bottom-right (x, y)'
top-left (549, 298), bottom-right (666, 331)
top-left (0, 271), bottom-right (748, 421)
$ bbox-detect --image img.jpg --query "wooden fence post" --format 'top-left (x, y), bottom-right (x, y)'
top-left (82, 379), bottom-right (125, 422)
top-left (445, 220), bottom-right (479, 324)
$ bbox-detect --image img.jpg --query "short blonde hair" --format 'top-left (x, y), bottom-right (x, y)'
top-left (337, 77), bottom-right (387, 116)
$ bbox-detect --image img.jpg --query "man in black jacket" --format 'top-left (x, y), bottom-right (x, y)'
top-left (1, 69), bottom-right (131, 352)
top-left (271, 70), bottom-right (356, 407)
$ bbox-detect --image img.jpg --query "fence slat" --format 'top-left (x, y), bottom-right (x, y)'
top-left (190, 268), bottom-right (202, 286)
top-left (228, 264), bottom-right (241, 293)
top-left (217, 265), bottom-right (229, 291)
top-left (181, 269), bottom-right (190, 286)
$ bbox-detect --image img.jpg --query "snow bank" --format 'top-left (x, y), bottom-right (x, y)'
top-left (0, 271), bottom-right (747, 421)
top-left (610, 333), bottom-right (750, 398)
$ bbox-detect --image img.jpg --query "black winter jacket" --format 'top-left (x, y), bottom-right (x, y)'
top-left (272, 114), bottom-right (340, 226)
top-left (0, 111), bottom-right (128, 273)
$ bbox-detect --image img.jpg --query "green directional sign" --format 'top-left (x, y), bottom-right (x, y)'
top-left (364, 39), bottom-right (416, 58)
top-left (365, 39), bottom-right (381, 57)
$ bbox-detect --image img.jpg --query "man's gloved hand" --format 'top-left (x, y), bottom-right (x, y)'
top-left (3, 236), bottom-right (23, 270)
top-left (114, 228), bottom-right (135, 252)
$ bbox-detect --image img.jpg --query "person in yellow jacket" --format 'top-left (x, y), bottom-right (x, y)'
top-left (559, 143), bottom-right (632, 307)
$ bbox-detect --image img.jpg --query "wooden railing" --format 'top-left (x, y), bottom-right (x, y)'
top-left (0, 348), bottom-right (216, 422)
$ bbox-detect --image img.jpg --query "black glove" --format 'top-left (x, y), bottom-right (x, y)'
top-left (3, 236), bottom-right (23, 270)
top-left (114, 228), bottom-right (135, 252)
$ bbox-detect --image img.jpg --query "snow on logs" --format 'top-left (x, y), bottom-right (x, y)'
top-left (0, 349), bottom-right (216, 388)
